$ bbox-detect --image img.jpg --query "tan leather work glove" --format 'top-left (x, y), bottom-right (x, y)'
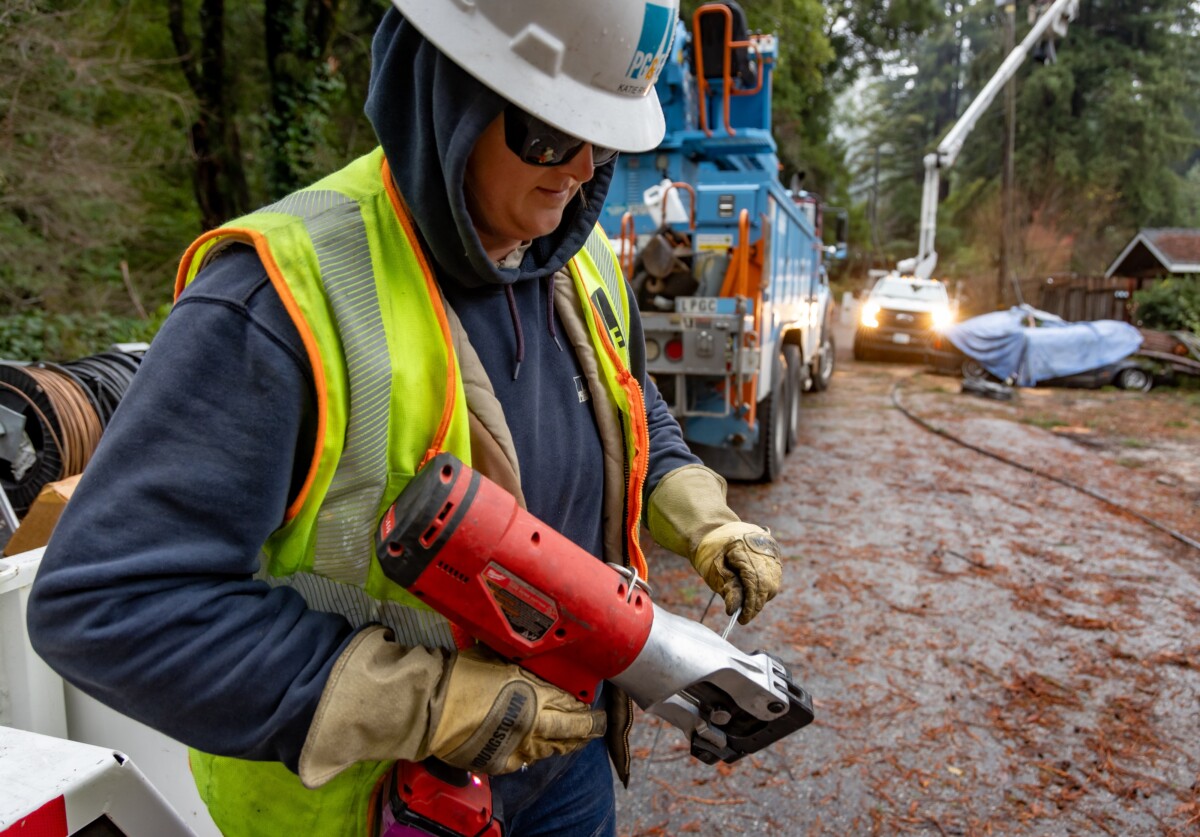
top-left (647, 464), bottom-right (783, 624)
top-left (298, 626), bottom-right (605, 788)
top-left (429, 645), bottom-right (605, 773)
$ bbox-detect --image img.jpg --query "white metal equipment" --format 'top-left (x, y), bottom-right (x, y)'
top-left (898, 0), bottom-right (1080, 281)
top-left (0, 725), bottom-right (194, 836)
top-left (0, 549), bottom-right (221, 837)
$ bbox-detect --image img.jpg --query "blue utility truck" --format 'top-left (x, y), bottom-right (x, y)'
top-left (600, 2), bottom-right (845, 481)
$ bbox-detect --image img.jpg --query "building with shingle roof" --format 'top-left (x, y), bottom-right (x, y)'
top-left (1105, 228), bottom-right (1200, 279)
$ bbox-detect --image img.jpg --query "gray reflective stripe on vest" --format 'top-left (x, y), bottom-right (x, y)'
top-left (264, 190), bottom-right (389, 586)
top-left (582, 226), bottom-right (626, 343)
top-left (258, 569), bottom-right (458, 650)
top-left (258, 190), bottom-right (455, 650)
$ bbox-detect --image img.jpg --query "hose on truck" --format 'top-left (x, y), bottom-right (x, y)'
top-left (890, 376), bottom-right (1200, 554)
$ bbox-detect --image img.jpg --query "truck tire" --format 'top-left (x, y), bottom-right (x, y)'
top-left (783, 344), bottom-right (802, 452)
top-left (811, 330), bottom-right (835, 391)
top-left (853, 329), bottom-right (870, 361)
top-left (758, 351), bottom-right (788, 482)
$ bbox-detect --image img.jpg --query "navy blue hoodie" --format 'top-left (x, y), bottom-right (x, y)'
top-left (27, 10), bottom-right (696, 775)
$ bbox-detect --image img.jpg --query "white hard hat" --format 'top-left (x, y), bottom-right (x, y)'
top-left (391, 0), bottom-right (678, 153)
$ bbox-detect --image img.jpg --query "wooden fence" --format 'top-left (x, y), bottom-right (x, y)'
top-left (1035, 275), bottom-right (1138, 322)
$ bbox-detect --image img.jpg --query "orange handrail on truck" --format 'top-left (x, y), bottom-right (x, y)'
top-left (692, 3), bottom-right (764, 137)
top-left (660, 181), bottom-right (696, 230)
top-left (618, 211), bottom-right (637, 280)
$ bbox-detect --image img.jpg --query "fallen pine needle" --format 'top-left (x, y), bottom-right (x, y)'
top-left (649, 777), bottom-right (747, 806)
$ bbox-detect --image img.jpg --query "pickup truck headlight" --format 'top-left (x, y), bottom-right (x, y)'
top-left (932, 306), bottom-right (955, 331)
top-left (860, 301), bottom-right (880, 328)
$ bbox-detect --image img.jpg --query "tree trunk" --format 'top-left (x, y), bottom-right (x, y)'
top-left (168, 0), bottom-right (250, 231)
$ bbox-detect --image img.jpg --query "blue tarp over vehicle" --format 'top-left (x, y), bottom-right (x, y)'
top-left (945, 306), bottom-right (1144, 387)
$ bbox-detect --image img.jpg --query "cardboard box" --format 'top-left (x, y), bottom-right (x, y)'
top-left (3, 474), bottom-right (81, 557)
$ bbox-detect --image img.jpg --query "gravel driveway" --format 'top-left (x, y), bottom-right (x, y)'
top-left (615, 339), bottom-right (1200, 836)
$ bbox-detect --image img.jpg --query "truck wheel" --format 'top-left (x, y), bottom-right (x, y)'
top-left (811, 331), bottom-right (835, 391)
top-left (783, 344), bottom-right (802, 452)
top-left (759, 352), bottom-right (788, 482)
top-left (853, 330), bottom-right (870, 361)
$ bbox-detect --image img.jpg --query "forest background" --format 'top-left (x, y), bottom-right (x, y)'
top-left (1, 0), bottom-right (1198, 360)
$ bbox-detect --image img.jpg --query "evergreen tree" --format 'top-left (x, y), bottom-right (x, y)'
top-left (855, 0), bottom-right (1200, 301)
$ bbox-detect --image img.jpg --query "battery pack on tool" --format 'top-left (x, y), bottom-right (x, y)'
top-left (381, 758), bottom-right (501, 837)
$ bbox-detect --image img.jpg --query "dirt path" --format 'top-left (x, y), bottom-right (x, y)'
top-left (615, 342), bottom-right (1200, 836)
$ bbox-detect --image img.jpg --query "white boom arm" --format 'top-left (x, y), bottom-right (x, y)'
top-left (899, 0), bottom-right (1079, 280)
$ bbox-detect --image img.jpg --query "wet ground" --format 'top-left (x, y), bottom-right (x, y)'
top-left (615, 333), bottom-right (1200, 836)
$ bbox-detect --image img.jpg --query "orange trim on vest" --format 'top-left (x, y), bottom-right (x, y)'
top-left (382, 159), bottom-right (474, 652)
top-left (572, 258), bottom-right (650, 580)
top-left (618, 367), bottom-right (649, 581)
top-left (176, 229), bottom-right (328, 524)
top-left (381, 158), bottom-right (458, 470)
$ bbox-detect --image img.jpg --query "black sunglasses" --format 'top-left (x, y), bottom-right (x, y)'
top-left (503, 105), bottom-right (618, 168)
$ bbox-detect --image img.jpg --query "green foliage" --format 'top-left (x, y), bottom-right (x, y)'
top-left (0, 305), bottom-right (170, 362)
top-left (264, 62), bottom-right (346, 197)
top-left (851, 0), bottom-right (1200, 287)
top-left (0, 1), bottom-right (197, 323)
top-left (0, 0), bottom-right (380, 349)
top-left (1052, 4), bottom-right (1200, 239)
top-left (262, 0), bottom-right (365, 197)
top-left (826, 0), bottom-right (942, 80)
top-left (1, 0), bottom-right (938, 338)
top-left (1132, 277), bottom-right (1200, 334)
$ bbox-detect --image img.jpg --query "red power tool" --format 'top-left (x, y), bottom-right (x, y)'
top-left (374, 453), bottom-right (813, 836)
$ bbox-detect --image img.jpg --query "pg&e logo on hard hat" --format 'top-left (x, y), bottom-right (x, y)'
top-left (619, 2), bottom-right (676, 96)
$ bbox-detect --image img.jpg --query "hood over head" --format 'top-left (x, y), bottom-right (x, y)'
top-left (364, 9), bottom-right (613, 289)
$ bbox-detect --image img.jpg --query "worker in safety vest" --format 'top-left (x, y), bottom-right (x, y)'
top-left (28, 2), bottom-right (784, 835)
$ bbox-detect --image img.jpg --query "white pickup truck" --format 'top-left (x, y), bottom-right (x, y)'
top-left (852, 274), bottom-right (955, 362)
